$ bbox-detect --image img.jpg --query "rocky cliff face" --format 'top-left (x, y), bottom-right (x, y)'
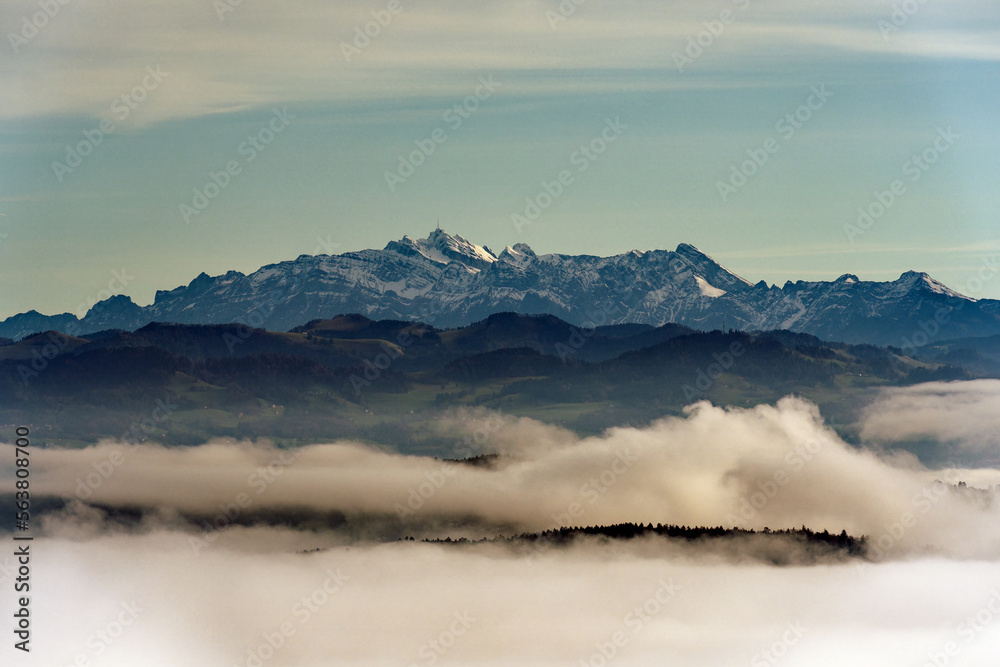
top-left (3, 229), bottom-right (997, 346)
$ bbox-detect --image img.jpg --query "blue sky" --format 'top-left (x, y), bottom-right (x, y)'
top-left (1, 0), bottom-right (999, 318)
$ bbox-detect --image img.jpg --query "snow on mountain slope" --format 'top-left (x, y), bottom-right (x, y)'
top-left (695, 277), bottom-right (727, 298)
top-left (2, 229), bottom-right (997, 346)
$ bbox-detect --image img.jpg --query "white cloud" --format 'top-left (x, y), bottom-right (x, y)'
top-left (2, 0), bottom-right (998, 124)
top-left (860, 379), bottom-right (1000, 456)
top-left (4, 392), bottom-right (1000, 665)
top-left (11, 394), bottom-right (1000, 559)
top-left (3, 532), bottom-right (1000, 666)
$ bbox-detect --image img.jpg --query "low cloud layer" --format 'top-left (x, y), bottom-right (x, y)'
top-left (3, 385), bottom-right (1000, 665)
top-left (860, 379), bottom-right (1000, 461)
top-left (2, 532), bottom-right (1000, 667)
top-left (7, 390), bottom-right (1000, 559)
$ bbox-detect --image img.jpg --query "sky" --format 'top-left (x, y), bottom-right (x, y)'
top-left (1, 0), bottom-right (1000, 319)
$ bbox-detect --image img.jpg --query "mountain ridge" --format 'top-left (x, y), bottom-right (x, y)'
top-left (0, 313), bottom-right (980, 454)
top-left (3, 229), bottom-right (998, 346)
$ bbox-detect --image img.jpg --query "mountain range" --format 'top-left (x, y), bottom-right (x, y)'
top-left (3, 229), bottom-right (998, 346)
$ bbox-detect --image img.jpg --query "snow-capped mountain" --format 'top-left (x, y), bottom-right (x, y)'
top-left (3, 229), bottom-right (998, 346)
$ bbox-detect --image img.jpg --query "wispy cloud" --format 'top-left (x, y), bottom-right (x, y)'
top-left (2, 0), bottom-right (998, 125)
top-left (861, 380), bottom-right (1000, 456)
top-left (717, 241), bottom-right (1000, 260)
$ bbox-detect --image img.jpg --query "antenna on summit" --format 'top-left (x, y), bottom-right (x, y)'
top-left (436, 218), bottom-right (441, 231)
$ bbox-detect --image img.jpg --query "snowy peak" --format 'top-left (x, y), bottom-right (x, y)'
top-left (3, 230), bottom-right (998, 347)
top-left (387, 229), bottom-right (497, 269)
top-left (898, 270), bottom-right (931, 284)
top-left (384, 235), bottom-right (444, 264)
top-left (511, 243), bottom-right (535, 256)
top-left (674, 242), bottom-right (703, 256)
top-left (898, 270), bottom-right (973, 300)
top-left (673, 243), bottom-right (753, 290)
top-left (499, 243), bottom-right (535, 265)
top-left (428, 228), bottom-right (497, 266)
